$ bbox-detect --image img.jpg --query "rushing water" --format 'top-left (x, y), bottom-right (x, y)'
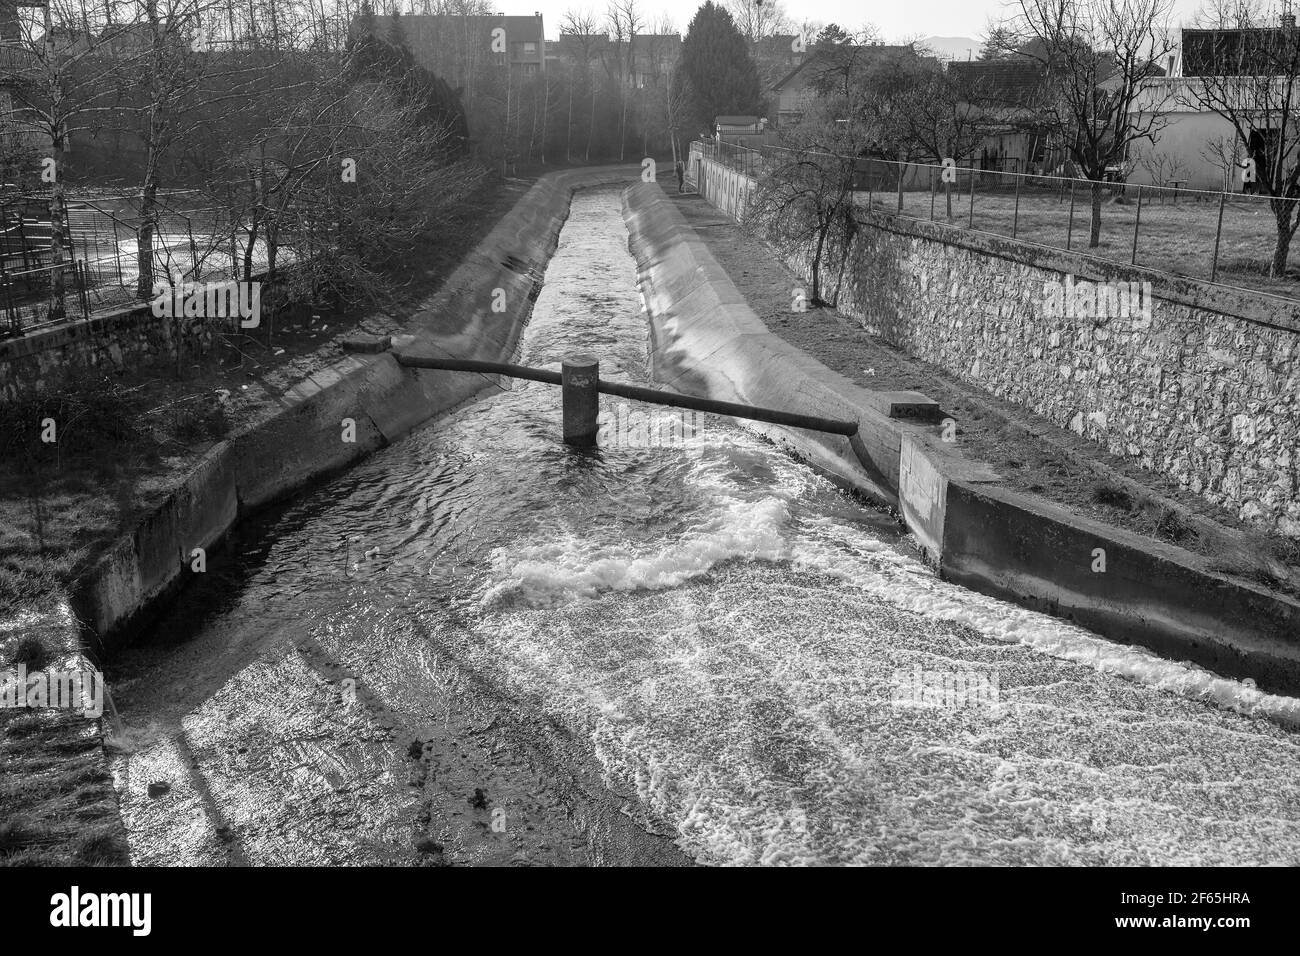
top-left (110, 186), bottom-right (1300, 866)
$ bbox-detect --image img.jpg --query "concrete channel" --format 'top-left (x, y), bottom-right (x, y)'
top-left (58, 173), bottom-right (1300, 866)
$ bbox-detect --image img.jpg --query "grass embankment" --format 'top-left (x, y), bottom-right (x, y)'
top-left (866, 188), bottom-right (1300, 300)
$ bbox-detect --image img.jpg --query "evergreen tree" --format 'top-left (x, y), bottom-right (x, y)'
top-left (344, 11), bottom-right (469, 156)
top-left (814, 23), bottom-right (853, 48)
top-left (357, 1), bottom-right (376, 37)
top-left (978, 25), bottom-right (1015, 60)
top-left (681, 1), bottom-right (762, 133)
top-left (387, 10), bottom-right (410, 55)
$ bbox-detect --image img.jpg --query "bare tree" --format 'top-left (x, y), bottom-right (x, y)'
top-left (751, 67), bottom-right (877, 305)
top-left (7, 0), bottom-right (140, 319)
top-left (1183, 0), bottom-right (1300, 275)
top-left (246, 65), bottom-right (483, 312)
top-left (1136, 146), bottom-right (1188, 197)
top-left (124, 0), bottom-right (302, 298)
top-left (560, 9), bottom-right (602, 162)
top-left (663, 56), bottom-right (691, 165)
top-left (996, 0), bottom-right (1175, 247)
top-left (1200, 133), bottom-right (1243, 193)
top-left (723, 0), bottom-right (791, 42)
top-left (604, 0), bottom-right (641, 161)
top-left (890, 59), bottom-right (992, 217)
top-left (633, 17), bottom-right (681, 160)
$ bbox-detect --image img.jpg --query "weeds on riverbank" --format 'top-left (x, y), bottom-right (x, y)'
top-left (0, 373), bottom-right (230, 619)
top-left (0, 631), bottom-right (127, 867)
top-left (1090, 479), bottom-right (1300, 596)
top-left (0, 710), bottom-right (129, 867)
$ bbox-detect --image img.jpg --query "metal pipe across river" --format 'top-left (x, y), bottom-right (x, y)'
top-left (392, 352), bottom-right (861, 437)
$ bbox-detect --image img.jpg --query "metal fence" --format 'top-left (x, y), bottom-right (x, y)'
top-left (0, 188), bottom-right (294, 338)
top-left (695, 139), bottom-right (1300, 300)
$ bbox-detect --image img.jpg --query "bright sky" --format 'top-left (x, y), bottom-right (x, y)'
top-left (508, 0), bottom-right (1212, 41)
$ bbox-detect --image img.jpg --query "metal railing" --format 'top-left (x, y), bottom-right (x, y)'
top-left (1, 188), bottom-right (301, 338)
top-left (695, 138), bottom-right (1300, 299)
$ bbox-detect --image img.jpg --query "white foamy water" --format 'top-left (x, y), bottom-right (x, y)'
top-left (446, 426), bottom-right (1300, 865)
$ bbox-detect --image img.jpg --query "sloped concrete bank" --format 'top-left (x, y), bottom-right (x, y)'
top-left (71, 165), bottom-right (638, 657)
top-left (623, 180), bottom-right (1300, 696)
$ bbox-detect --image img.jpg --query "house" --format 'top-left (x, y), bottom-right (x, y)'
top-left (1127, 20), bottom-right (1300, 191)
top-left (548, 31), bottom-right (681, 88)
top-left (947, 58), bottom-right (1052, 174)
top-left (947, 41), bottom-right (1174, 180)
top-left (358, 12), bottom-right (548, 78)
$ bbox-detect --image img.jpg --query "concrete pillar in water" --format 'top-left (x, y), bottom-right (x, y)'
top-left (562, 354), bottom-right (600, 446)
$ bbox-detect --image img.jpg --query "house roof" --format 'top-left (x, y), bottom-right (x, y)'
top-left (357, 14), bottom-right (546, 46)
top-left (948, 59), bottom-right (1047, 106)
top-left (753, 34), bottom-right (802, 53)
top-left (716, 115), bottom-right (761, 125)
top-left (948, 45), bottom-right (1155, 104)
top-left (1181, 26), bottom-right (1300, 76)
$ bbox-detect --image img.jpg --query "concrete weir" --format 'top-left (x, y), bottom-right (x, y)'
top-left (622, 181), bottom-right (1300, 696)
top-left (71, 165), bottom-right (640, 654)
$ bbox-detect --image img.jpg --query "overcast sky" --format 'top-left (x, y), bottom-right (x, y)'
top-left (498, 0), bottom-right (1213, 41)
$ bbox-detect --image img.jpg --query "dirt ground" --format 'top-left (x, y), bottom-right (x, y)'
top-left (669, 190), bottom-right (1300, 598)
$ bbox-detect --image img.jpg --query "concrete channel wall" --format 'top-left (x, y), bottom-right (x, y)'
top-left (627, 177), bottom-right (1300, 696)
top-left (72, 165), bottom-right (639, 655)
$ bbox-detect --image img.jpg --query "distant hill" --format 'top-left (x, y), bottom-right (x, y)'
top-left (919, 36), bottom-right (981, 62)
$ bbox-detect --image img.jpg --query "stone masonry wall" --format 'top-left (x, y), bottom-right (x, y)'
top-left (0, 274), bottom-right (282, 402)
top-left (0, 305), bottom-right (226, 402)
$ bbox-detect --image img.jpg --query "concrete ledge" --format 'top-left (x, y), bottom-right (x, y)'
top-left (626, 179), bottom-right (1300, 696)
top-left (942, 480), bottom-right (1300, 691)
top-left (72, 165), bottom-right (640, 653)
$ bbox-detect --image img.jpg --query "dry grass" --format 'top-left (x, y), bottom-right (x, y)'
top-left (0, 372), bottom-right (230, 620)
top-left (863, 186), bottom-right (1300, 299)
top-left (0, 635), bottom-right (129, 867)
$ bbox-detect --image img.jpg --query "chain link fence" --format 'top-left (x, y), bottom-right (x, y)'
top-left (696, 139), bottom-right (1300, 301)
top-left (0, 188), bottom-right (296, 338)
